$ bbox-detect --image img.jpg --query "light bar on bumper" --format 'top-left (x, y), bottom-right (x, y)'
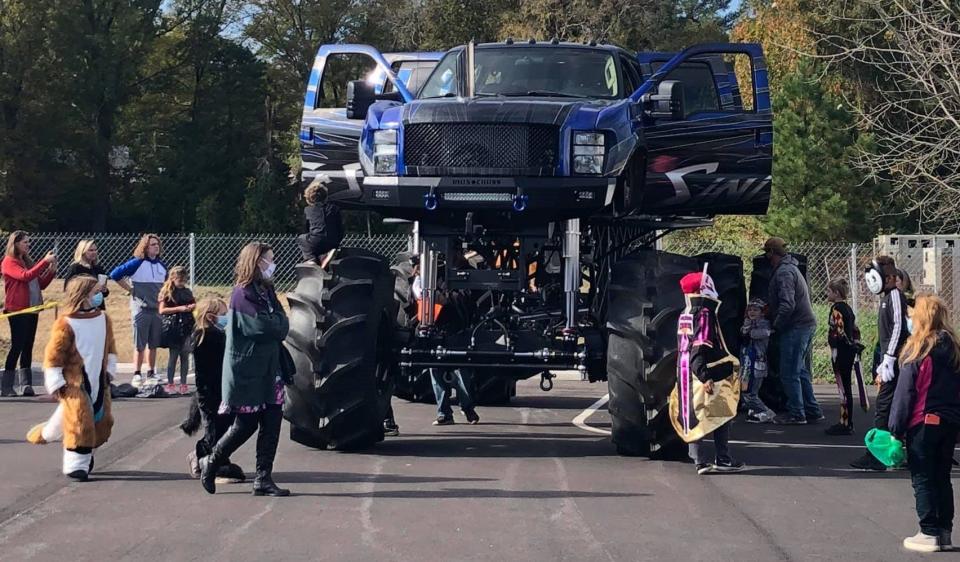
top-left (374, 129), bottom-right (398, 175)
top-left (572, 131), bottom-right (606, 175)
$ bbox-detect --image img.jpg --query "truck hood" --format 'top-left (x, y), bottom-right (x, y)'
top-left (402, 97), bottom-right (616, 126)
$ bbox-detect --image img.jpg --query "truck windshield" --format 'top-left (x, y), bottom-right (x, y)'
top-left (419, 47), bottom-right (620, 99)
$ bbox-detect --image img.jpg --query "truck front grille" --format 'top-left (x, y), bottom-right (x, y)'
top-left (403, 123), bottom-right (558, 176)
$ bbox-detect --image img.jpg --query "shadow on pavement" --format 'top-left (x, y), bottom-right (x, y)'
top-left (274, 471), bottom-right (497, 485)
top-left (353, 436), bottom-right (615, 459)
top-left (92, 470), bottom-right (195, 481)
top-left (286, 489), bottom-right (649, 500)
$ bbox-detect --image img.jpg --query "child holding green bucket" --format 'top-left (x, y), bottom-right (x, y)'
top-left (889, 294), bottom-right (960, 553)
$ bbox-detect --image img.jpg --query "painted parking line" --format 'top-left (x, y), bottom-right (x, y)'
top-left (572, 393), bottom-right (611, 435)
top-left (571, 393), bottom-right (865, 449)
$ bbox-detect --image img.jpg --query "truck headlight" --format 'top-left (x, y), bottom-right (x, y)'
top-left (573, 131), bottom-right (606, 175)
top-left (374, 129), bottom-right (398, 174)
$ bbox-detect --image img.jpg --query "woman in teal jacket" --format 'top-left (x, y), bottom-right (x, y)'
top-left (199, 242), bottom-right (290, 497)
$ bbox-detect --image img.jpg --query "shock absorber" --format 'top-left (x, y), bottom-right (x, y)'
top-left (563, 218), bottom-right (580, 331)
top-left (419, 242), bottom-right (439, 329)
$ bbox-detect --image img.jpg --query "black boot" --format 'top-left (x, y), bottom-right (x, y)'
top-left (200, 416), bottom-right (257, 494)
top-left (252, 408), bottom-right (289, 497)
top-left (1, 370), bottom-right (16, 397)
top-left (19, 368), bottom-right (35, 397)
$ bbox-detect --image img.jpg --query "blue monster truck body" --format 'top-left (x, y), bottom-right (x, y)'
top-left (286, 40), bottom-right (773, 457)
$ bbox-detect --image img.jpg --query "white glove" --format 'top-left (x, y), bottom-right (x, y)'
top-left (876, 354), bottom-right (896, 383)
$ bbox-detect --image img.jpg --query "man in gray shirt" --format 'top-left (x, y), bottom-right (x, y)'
top-left (764, 237), bottom-right (823, 425)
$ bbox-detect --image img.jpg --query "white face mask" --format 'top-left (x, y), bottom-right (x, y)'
top-left (864, 266), bottom-right (884, 295)
top-left (261, 261), bottom-right (276, 280)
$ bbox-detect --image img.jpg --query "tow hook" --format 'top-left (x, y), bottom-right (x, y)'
top-left (539, 371), bottom-right (555, 391)
top-left (512, 192), bottom-right (528, 212)
top-left (424, 187), bottom-right (439, 211)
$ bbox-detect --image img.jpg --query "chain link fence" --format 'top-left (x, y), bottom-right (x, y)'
top-left (5, 230), bottom-right (958, 380)
top-left (14, 232), bottom-right (410, 292)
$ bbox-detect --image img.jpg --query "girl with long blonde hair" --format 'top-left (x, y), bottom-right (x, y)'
top-left (178, 296), bottom-right (246, 483)
top-left (889, 294), bottom-right (960, 552)
top-left (158, 266), bottom-right (195, 394)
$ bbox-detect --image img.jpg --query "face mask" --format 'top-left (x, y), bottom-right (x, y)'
top-left (864, 262), bottom-right (884, 295)
top-left (261, 261), bottom-right (276, 280)
top-left (215, 314), bottom-right (228, 329)
top-left (906, 317), bottom-right (914, 334)
top-left (90, 292), bottom-right (104, 308)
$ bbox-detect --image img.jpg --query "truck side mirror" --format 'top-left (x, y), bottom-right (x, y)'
top-left (643, 80), bottom-right (685, 120)
top-left (346, 79), bottom-right (376, 120)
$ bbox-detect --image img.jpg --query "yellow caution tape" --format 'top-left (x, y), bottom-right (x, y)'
top-left (0, 302), bottom-right (59, 320)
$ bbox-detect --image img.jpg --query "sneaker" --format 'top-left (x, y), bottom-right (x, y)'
top-left (131, 373), bottom-right (143, 388)
top-left (806, 413), bottom-right (826, 424)
top-left (773, 413), bottom-right (807, 425)
top-left (464, 410), bottom-right (480, 425)
top-left (187, 451), bottom-right (200, 478)
top-left (746, 410), bottom-right (774, 424)
top-left (21, 385), bottom-right (35, 397)
top-left (179, 384), bottom-right (190, 395)
top-left (941, 530), bottom-right (953, 552)
top-left (713, 459), bottom-right (747, 473)
top-left (145, 372), bottom-right (159, 386)
top-left (824, 423), bottom-right (853, 436)
top-left (164, 383), bottom-right (178, 395)
top-left (383, 423), bottom-right (400, 437)
top-left (432, 416), bottom-right (455, 426)
top-left (850, 451), bottom-right (887, 471)
top-left (903, 531), bottom-right (940, 553)
top-left (696, 463), bottom-right (714, 475)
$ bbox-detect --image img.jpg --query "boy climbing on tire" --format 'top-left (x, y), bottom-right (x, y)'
top-left (297, 176), bottom-right (344, 264)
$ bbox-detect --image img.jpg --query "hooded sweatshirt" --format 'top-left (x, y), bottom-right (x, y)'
top-left (889, 332), bottom-right (960, 435)
top-left (767, 255), bottom-right (816, 331)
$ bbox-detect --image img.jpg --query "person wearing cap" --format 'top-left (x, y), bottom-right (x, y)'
top-left (297, 176), bottom-right (344, 264)
top-left (740, 298), bottom-right (776, 423)
top-left (671, 270), bottom-right (746, 475)
top-left (762, 237), bottom-right (823, 425)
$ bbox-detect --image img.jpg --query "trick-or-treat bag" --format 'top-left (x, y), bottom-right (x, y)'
top-left (864, 428), bottom-right (906, 467)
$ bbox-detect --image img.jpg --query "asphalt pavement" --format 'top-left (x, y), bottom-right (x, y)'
top-left (0, 378), bottom-right (944, 562)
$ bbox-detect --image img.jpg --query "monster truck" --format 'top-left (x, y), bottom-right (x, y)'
top-left (285, 40), bottom-right (772, 456)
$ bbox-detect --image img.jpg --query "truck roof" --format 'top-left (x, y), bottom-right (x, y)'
top-left (446, 40), bottom-right (633, 57)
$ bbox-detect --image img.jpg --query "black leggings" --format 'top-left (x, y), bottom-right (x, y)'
top-left (831, 345), bottom-right (856, 428)
top-left (5, 313), bottom-right (38, 371)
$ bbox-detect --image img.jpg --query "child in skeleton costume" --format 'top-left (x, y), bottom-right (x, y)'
top-left (25, 275), bottom-right (117, 481)
top-left (669, 270), bottom-right (745, 475)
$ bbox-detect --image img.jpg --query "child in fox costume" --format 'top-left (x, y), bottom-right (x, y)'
top-left (26, 275), bottom-right (117, 481)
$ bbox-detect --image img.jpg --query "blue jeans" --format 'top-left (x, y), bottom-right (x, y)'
top-left (689, 421), bottom-right (731, 465)
top-left (778, 325), bottom-right (822, 419)
top-left (429, 368), bottom-right (476, 418)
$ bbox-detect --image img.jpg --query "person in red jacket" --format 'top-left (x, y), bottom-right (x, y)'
top-left (2, 231), bottom-right (57, 397)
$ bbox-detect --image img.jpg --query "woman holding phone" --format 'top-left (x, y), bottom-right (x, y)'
top-left (2, 231), bottom-right (57, 397)
top-left (64, 240), bottom-right (110, 310)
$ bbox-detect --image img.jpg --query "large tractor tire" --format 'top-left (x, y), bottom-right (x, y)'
top-left (389, 253), bottom-right (437, 404)
top-left (284, 249), bottom-right (396, 450)
top-left (606, 250), bottom-right (746, 459)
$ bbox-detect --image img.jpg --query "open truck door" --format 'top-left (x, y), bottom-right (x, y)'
top-left (631, 43), bottom-right (772, 215)
top-left (300, 45), bottom-right (442, 201)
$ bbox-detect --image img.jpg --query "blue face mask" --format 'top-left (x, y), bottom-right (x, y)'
top-left (907, 316), bottom-right (914, 334)
top-left (215, 315), bottom-right (228, 329)
top-left (90, 292), bottom-right (104, 308)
